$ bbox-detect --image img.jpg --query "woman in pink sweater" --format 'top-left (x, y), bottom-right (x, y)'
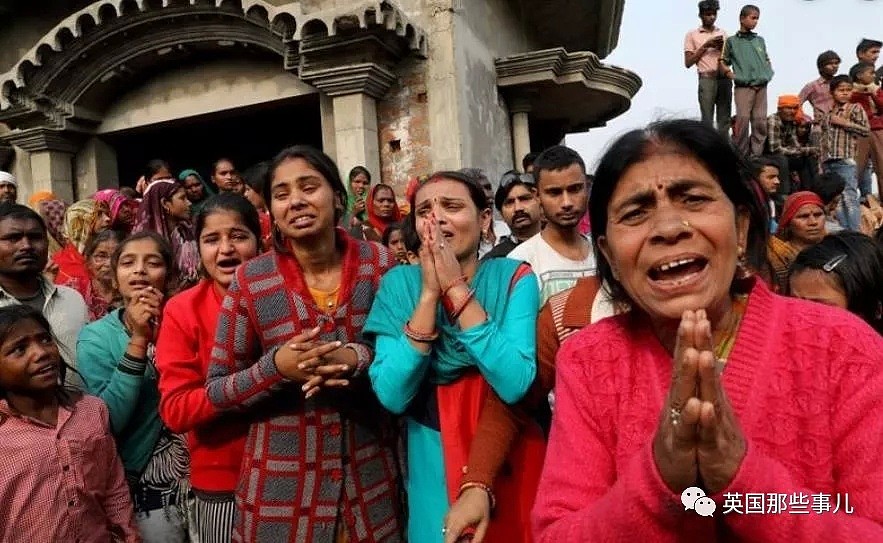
top-left (532, 119), bottom-right (883, 541)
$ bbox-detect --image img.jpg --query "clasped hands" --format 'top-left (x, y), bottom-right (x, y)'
top-left (419, 209), bottom-right (467, 300)
top-left (273, 325), bottom-right (355, 399)
top-left (653, 309), bottom-right (747, 497)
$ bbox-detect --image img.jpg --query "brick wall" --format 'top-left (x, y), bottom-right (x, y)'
top-left (377, 57), bottom-right (432, 199)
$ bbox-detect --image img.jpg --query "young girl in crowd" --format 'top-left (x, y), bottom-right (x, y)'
top-left (156, 193), bottom-right (262, 543)
top-left (789, 231), bottom-right (883, 333)
top-left (366, 171), bottom-right (543, 543)
top-left (382, 222), bottom-right (409, 265)
top-left (78, 232), bottom-right (189, 543)
top-left (134, 179), bottom-right (199, 290)
top-left (62, 229), bottom-right (124, 321)
top-left (0, 305), bottom-right (139, 542)
top-left (206, 146), bottom-right (403, 542)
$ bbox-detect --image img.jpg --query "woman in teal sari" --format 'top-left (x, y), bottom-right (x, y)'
top-left (365, 171), bottom-right (544, 543)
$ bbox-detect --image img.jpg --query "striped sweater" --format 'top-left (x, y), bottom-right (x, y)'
top-left (206, 232), bottom-right (403, 543)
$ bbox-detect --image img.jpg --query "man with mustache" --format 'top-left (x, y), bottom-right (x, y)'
top-left (0, 203), bottom-right (88, 386)
top-left (481, 170), bottom-right (542, 260)
top-left (508, 146), bottom-right (596, 304)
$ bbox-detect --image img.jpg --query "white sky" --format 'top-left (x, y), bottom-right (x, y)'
top-left (567, 0), bottom-right (883, 171)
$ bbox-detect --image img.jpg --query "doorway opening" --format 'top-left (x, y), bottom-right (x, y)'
top-left (105, 94), bottom-right (322, 187)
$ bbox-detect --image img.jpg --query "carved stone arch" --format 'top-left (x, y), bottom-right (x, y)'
top-left (0, 0), bottom-right (304, 132)
top-left (96, 3), bottom-right (120, 24)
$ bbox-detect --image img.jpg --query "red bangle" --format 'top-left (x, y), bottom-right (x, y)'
top-left (404, 322), bottom-right (438, 343)
top-left (449, 288), bottom-right (475, 321)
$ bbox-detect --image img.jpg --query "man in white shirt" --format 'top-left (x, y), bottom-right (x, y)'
top-left (0, 203), bottom-right (89, 387)
top-left (508, 145), bottom-right (595, 303)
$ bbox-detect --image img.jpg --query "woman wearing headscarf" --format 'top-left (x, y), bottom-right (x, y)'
top-left (52, 199), bottom-right (111, 285)
top-left (134, 179), bottom-right (199, 291)
top-left (27, 190), bottom-right (56, 209)
top-left (356, 183), bottom-right (403, 242)
top-left (342, 165), bottom-right (371, 229)
top-left (532, 119), bottom-right (883, 542)
top-left (179, 168), bottom-right (215, 215)
top-left (94, 188), bottom-right (137, 234)
top-left (35, 198), bottom-right (67, 258)
top-left (767, 191), bottom-right (827, 291)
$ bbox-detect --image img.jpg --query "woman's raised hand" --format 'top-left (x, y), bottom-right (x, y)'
top-left (652, 310), bottom-right (702, 493)
top-left (128, 286), bottom-right (163, 341)
top-left (694, 318), bottom-right (747, 494)
top-left (654, 310), bottom-right (747, 495)
top-left (427, 209), bottom-right (464, 293)
top-left (419, 214), bottom-right (441, 298)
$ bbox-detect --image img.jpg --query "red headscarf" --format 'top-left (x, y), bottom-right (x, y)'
top-left (366, 184), bottom-right (402, 236)
top-left (777, 191), bottom-right (824, 233)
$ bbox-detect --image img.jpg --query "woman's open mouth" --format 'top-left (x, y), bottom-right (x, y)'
top-left (216, 258), bottom-right (241, 273)
top-left (648, 256), bottom-right (709, 287)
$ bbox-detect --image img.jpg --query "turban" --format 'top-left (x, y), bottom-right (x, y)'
top-left (0, 171), bottom-right (16, 186)
top-left (28, 190), bottom-right (56, 207)
top-left (777, 95), bottom-right (801, 109)
top-left (778, 191), bottom-right (824, 233)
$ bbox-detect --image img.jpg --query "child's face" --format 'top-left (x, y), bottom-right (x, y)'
top-left (700, 10), bottom-right (717, 27)
top-left (385, 229), bottom-right (407, 262)
top-left (820, 60), bottom-right (840, 78)
top-left (758, 166), bottom-right (781, 195)
top-left (740, 10), bottom-right (759, 31)
top-left (832, 82), bottom-right (853, 104)
top-left (858, 47), bottom-right (881, 65)
top-left (0, 319), bottom-right (61, 394)
top-left (857, 68), bottom-right (876, 86)
top-left (114, 238), bottom-right (169, 302)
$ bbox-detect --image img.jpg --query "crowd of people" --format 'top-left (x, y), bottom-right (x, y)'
top-left (0, 3), bottom-right (882, 542)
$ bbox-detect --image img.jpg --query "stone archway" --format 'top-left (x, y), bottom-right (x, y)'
top-left (0, 0), bottom-right (426, 201)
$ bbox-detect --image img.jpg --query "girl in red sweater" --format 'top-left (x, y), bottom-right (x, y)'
top-left (156, 193), bottom-right (262, 543)
top-left (533, 119), bottom-right (883, 541)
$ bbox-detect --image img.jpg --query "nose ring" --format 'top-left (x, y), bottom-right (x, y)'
top-left (682, 220), bottom-right (691, 229)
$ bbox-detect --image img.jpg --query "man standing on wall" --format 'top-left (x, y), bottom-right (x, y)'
top-left (684, 0), bottom-right (731, 139)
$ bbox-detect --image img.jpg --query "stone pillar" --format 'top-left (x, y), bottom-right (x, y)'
top-left (3, 128), bottom-right (82, 203)
top-left (510, 96), bottom-right (533, 172)
top-left (300, 63), bottom-right (395, 181)
top-left (319, 93), bottom-right (337, 161)
top-left (332, 93), bottom-right (380, 181)
top-left (75, 137), bottom-right (118, 197)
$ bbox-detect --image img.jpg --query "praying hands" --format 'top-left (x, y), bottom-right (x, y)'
top-left (653, 309), bottom-right (747, 495)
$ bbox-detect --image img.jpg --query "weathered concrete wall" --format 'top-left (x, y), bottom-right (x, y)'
top-left (453, 0), bottom-right (540, 183)
top-left (98, 58), bottom-right (316, 134)
top-left (377, 56), bottom-right (432, 194)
